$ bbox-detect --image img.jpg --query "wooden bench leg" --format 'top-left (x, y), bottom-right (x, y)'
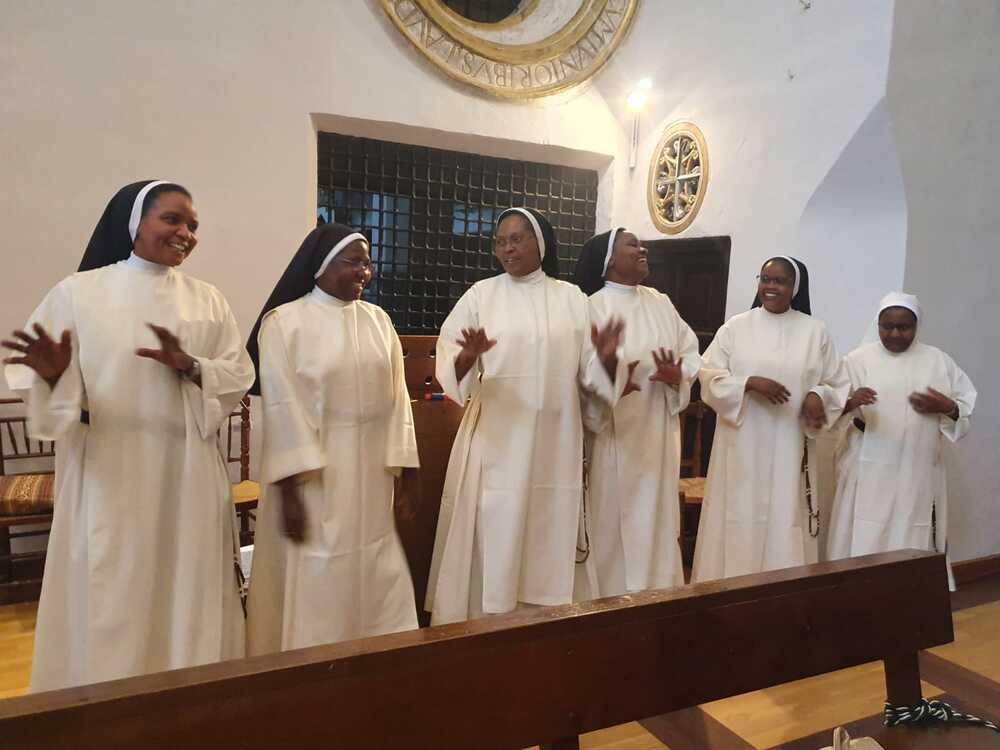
top-left (884, 651), bottom-right (923, 706)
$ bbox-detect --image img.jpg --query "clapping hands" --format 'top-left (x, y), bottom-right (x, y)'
top-left (649, 347), bottom-right (683, 386)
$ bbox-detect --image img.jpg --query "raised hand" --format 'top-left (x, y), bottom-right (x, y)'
top-left (622, 360), bottom-right (641, 397)
top-left (591, 316), bottom-right (625, 379)
top-left (135, 323), bottom-right (195, 374)
top-left (800, 391), bottom-right (827, 430)
top-left (457, 327), bottom-right (496, 360)
top-left (454, 327), bottom-right (497, 383)
top-left (2, 323), bottom-right (72, 388)
top-left (746, 375), bottom-right (791, 405)
top-left (649, 347), bottom-right (683, 386)
top-left (845, 386), bottom-right (878, 413)
top-left (909, 387), bottom-right (957, 417)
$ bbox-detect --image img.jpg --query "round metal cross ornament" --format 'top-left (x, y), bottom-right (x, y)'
top-left (647, 121), bottom-right (709, 234)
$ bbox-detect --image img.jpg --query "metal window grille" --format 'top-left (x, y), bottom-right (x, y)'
top-left (317, 132), bottom-right (599, 334)
top-left (441, 0), bottom-right (520, 23)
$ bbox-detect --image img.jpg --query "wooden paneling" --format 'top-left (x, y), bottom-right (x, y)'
top-left (396, 335), bottom-right (464, 626)
top-left (642, 236), bottom-right (730, 354)
top-left (396, 399), bottom-right (464, 626)
top-left (953, 553), bottom-right (1000, 586)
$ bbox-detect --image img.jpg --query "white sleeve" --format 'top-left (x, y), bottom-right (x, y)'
top-left (832, 353), bottom-right (864, 428)
top-left (940, 355), bottom-right (976, 443)
top-left (3, 280), bottom-right (84, 441)
top-left (577, 296), bottom-right (628, 407)
top-left (385, 322), bottom-right (419, 471)
top-left (258, 313), bottom-right (325, 484)
top-left (806, 325), bottom-right (850, 438)
top-left (698, 322), bottom-right (748, 427)
top-left (435, 288), bottom-right (480, 404)
top-left (663, 307), bottom-right (702, 417)
top-left (183, 297), bottom-right (256, 440)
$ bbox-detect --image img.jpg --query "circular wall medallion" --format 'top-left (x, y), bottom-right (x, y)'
top-left (381, 0), bottom-right (639, 99)
top-left (647, 121), bottom-right (709, 234)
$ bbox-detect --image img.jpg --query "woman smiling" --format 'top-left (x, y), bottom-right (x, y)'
top-left (2, 180), bottom-right (254, 691)
top-left (426, 208), bottom-right (627, 624)
top-left (245, 223), bottom-right (421, 652)
top-left (827, 292), bottom-right (976, 589)
top-left (691, 256), bottom-right (849, 583)
top-left (573, 228), bottom-right (701, 596)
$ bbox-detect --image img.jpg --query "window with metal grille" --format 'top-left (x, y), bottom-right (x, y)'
top-left (317, 132), bottom-right (599, 334)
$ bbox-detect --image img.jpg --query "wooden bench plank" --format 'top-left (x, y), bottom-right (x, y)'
top-left (0, 550), bottom-right (953, 750)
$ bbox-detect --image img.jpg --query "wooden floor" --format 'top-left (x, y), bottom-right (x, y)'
top-left (0, 601), bottom-right (35, 701)
top-left (3, 580), bottom-right (999, 749)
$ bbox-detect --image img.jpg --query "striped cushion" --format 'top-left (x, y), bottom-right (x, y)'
top-left (0, 473), bottom-right (55, 516)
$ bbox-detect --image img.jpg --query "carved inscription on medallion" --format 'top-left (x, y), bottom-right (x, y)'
top-left (647, 121), bottom-right (709, 235)
top-left (382, 0), bottom-right (638, 99)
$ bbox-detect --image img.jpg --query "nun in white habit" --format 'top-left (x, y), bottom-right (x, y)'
top-left (691, 256), bottom-right (849, 583)
top-left (425, 208), bottom-right (627, 625)
top-left (2, 180), bottom-right (253, 691)
top-left (572, 228), bottom-right (701, 596)
top-left (245, 223), bottom-right (420, 653)
top-left (826, 292), bottom-right (976, 589)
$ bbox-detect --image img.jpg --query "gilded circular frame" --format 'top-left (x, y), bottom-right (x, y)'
top-left (647, 121), bottom-right (709, 235)
top-left (380, 0), bottom-right (639, 99)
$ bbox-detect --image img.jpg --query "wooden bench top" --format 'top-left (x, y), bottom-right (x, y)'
top-left (0, 550), bottom-right (953, 749)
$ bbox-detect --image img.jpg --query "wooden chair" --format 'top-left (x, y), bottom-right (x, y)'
top-left (0, 395), bottom-right (258, 601)
top-left (223, 395), bottom-right (259, 547)
top-left (0, 397), bottom-right (55, 603)
top-left (677, 401), bottom-right (709, 565)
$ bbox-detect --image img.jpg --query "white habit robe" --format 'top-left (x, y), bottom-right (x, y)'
top-left (425, 268), bottom-right (625, 625)
top-left (826, 341), bottom-right (975, 587)
top-left (583, 282), bottom-right (702, 596)
top-left (246, 289), bottom-right (419, 653)
top-left (691, 307), bottom-right (849, 583)
top-left (4, 255), bottom-right (254, 692)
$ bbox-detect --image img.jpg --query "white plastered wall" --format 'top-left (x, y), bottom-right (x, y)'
top-left (597, 0), bottom-right (905, 350)
top-left (0, 0), bottom-right (620, 364)
top-left (0, 0), bottom-right (908, 373)
top-left (888, 0), bottom-right (1000, 564)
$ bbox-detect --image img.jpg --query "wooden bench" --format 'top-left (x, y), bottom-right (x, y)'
top-left (0, 550), bottom-right (954, 749)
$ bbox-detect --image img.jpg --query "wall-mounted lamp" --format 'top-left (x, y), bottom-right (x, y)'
top-left (627, 78), bottom-right (652, 169)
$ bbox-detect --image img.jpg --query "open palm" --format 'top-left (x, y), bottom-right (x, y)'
top-left (2, 324), bottom-right (72, 387)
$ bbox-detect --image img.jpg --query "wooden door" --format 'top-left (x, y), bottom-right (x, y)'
top-left (642, 235), bottom-right (730, 353)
